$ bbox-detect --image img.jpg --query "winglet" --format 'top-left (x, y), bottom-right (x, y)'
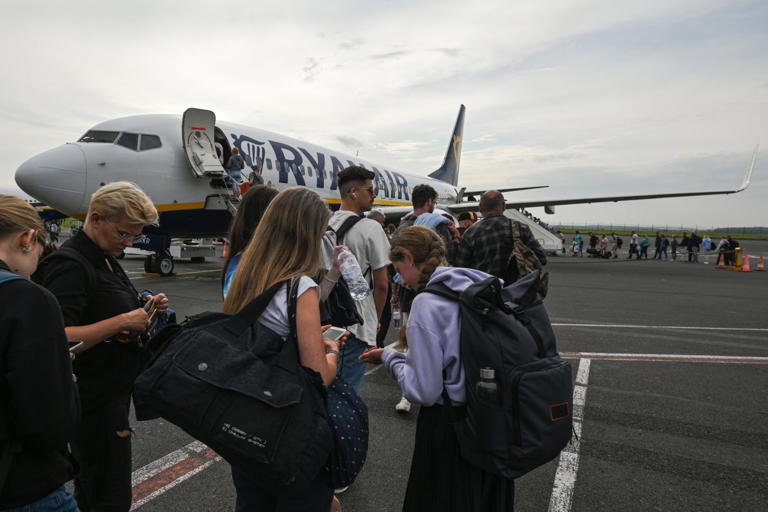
top-left (428, 105), bottom-right (465, 186)
top-left (737, 145), bottom-right (758, 192)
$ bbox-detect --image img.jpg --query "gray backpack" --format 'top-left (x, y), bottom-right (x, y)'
top-left (422, 270), bottom-right (573, 478)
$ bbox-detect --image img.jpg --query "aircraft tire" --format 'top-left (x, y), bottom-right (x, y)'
top-left (155, 253), bottom-right (175, 276)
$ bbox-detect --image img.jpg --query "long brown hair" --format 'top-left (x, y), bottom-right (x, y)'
top-left (222, 187), bottom-right (330, 313)
top-left (389, 226), bottom-right (446, 291)
top-left (221, 185), bottom-right (279, 285)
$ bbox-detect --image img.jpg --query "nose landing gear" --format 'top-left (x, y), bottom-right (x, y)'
top-left (143, 250), bottom-right (175, 276)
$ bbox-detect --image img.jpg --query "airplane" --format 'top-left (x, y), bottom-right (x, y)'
top-left (14, 106), bottom-right (757, 275)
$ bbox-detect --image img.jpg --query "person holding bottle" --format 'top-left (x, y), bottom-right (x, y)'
top-left (360, 226), bottom-right (515, 511)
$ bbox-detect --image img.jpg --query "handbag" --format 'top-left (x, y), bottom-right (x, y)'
top-left (134, 280), bottom-right (332, 490)
top-left (325, 372), bottom-right (369, 488)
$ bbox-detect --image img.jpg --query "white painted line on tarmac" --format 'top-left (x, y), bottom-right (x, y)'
top-left (553, 323), bottom-right (768, 332)
top-left (131, 269), bottom-right (222, 280)
top-left (130, 441), bottom-right (221, 510)
top-left (561, 352), bottom-right (768, 364)
top-left (549, 358), bottom-right (591, 512)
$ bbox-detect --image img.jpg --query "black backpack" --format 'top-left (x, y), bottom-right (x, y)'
top-left (320, 216), bottom-right (365, 327)
top-left (422, 270), bottom-right (573, 479)
top-left (504, 220), bottom-right (549, 298)
top-left (133, 280), bottom-right (332, 490)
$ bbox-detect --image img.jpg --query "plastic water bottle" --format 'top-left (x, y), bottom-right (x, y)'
top-left (337, 247), bottom-right (370, 300)
top-left (392, 306), bottom-right (402, 330)
top-left (476, 367), bottom-right (499, 404)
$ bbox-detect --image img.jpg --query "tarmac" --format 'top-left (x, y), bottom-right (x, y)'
top-left (117, 240), bottom-right (768, 511)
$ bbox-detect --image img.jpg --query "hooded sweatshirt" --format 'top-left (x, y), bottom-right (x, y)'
top-left (382, 266), bottom-right (494, 406)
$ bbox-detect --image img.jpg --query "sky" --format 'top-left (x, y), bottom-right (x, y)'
top-left (1, 0), bottom-right (766, 228)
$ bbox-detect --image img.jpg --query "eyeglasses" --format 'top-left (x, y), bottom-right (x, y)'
top-left (359, 186), bottom-right (375, 195)
top-left (112, 223), bottom-right (143, 243)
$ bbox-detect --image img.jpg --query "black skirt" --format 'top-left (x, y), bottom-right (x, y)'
top-left (403, 403), bottom-right (515, 511)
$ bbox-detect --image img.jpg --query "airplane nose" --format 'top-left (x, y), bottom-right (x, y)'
top-left (15, 143), bottom-right (86, 215)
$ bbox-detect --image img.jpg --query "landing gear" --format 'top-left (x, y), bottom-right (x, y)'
top-left (143, 251), bottom-right (175, 276)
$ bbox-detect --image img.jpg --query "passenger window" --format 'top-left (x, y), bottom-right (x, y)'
top-left (140, 134), bottom-right (162, 150)
top-left (300, 165), bottom-right (305, 176)
top-left (116, 132), bottom-right (139, 151)
top-left (266, 159), bottom-right (272, 170)
top-left (308, 167), bottom-right (313, 177)
top-left (78, 130), bottom-right (119, 143)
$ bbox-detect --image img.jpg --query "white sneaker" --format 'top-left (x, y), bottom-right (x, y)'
top-left (395, 396), bottom-right (411, 413)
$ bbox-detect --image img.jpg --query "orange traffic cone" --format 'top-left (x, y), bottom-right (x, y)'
top-left (717, 254), bottom-right (725, 269)
top-left (222, 242), bottom-right (229, 259)
top-left (757, 255), bottom-right (766, 271)
top-left (742, 257), bottom-right (752, 272)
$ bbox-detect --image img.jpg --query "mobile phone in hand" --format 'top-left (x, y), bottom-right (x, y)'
top-left (69, 341), bottom-right (85, 354)
top-left (144, 298), bottom-right (155, 312)
top-left (325, 326), bottom-right (346, 341)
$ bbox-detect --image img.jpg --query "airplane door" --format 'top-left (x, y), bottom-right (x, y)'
top-left (182, 108), bottom-right (225, 178)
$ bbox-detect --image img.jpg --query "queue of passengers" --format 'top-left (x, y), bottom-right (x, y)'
top-left (563, 230), bottom-right (740, 263)
top-left (1, 172), bottom-right (548, 512)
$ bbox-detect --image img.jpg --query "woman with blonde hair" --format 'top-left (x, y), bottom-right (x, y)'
top-left (223, 187), bottom-right (342, 512)
top-left (37, 182), bottom-right (170, 512)
top-left (0, 195), bottom-right (80, 511)
top-left (361, 226), bottom-right (515, 511)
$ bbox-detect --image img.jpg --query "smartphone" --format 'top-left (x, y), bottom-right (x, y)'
top-left (325, 326), bottom-right (347, 341)
top-left (143, 298), bottom-right (155, 312)
top-left (69, 340), bottom-right (85, 354)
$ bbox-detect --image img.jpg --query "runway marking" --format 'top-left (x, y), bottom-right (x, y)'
top-left (560, 352), bottom-right (768, 364)
top-left (549, 358), bottom-right (591, 512)
top-left (131, 269), bottom-right (222, 280)
top-left (553, 323), bottom-right (768, 332)
top-left (130, 441), bottom-right (221, 510)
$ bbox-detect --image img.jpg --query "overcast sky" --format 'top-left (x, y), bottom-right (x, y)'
top-left (1, 0), bottom-right (766, 228)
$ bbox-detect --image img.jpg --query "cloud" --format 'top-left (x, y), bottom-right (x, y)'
top-left (336, 135), bottom-right (364, 149)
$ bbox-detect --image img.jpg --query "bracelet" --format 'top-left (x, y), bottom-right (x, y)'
top-left (326, 349), bottom-right (340, 356)
top-left (323, 275), bottom-right (338, 285)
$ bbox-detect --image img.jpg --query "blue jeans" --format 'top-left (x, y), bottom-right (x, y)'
top-left (231, 467), bottom-right (332, 512)
top-left (337, 334), bottom-right (369, 394)
top-left (1, 486), bottom-right (80, 512)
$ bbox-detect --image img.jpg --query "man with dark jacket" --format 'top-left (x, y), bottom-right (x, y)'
top-left (453, 190), bottom-right (547, 281)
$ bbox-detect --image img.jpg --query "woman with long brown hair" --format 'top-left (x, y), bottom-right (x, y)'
top-left (361, 226), bottom-right (515, 511)
top-left (222, 187), bottom-right (341, 511)
top-left (221, 185), bottom-right (279, 297)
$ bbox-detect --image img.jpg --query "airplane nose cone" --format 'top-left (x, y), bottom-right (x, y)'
top-left (15, 143), bottom-right (86, 215)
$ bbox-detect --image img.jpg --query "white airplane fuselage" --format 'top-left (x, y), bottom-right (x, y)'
top-left (16, 114), bottom-right (459, 242)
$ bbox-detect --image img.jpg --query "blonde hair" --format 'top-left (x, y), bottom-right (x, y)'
top-left (222, 187), bottom-right (330, 314)
top-left (0, 195), bottom-right (47, 245)
top-left (86, 182), bottom-right (158, 226)
top-left (390, 226), bottom-right (446, 291)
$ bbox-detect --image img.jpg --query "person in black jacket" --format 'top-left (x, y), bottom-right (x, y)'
top-left (0, 195), bottom-right (80, 511)
top-left (38, 182), bottom-right (168, 512)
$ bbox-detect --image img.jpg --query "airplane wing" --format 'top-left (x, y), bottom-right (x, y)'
top-left (461, 185), bottom-right (549, 198)
top-left (444, 146), bottom-right (758, 215)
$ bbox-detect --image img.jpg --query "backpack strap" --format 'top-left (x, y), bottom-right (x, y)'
top-left (39, 246), bottom-right (98, 293)
top-left (225, 281), bottom-right (286, 336)
top-left (419, 282), bottom-right (459, 302)
top-left (0, 270), bottom-right (24, 286)
top-left (334, 215), bottom-right (363, 245)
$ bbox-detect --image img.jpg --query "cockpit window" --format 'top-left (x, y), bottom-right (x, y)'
top-left (140, 134), bottom-right (162, 151)
top-left (116, 132), bottom-right (139, 150)
top-left (78, 130), bottom-right (119, 143)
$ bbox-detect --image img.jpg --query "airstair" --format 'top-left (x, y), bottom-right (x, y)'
top-left (503, 209), bottom-right (562, 254)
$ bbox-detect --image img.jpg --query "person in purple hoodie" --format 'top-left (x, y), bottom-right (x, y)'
top-left (361, 226), bottom-right (515, 511)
